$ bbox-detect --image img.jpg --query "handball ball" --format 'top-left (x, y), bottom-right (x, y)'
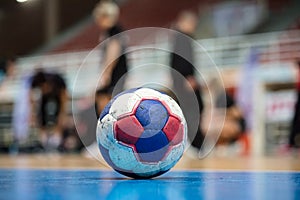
top-left (96, 88), bottom-right (187, 178)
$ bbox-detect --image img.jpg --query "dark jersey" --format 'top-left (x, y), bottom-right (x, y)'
top-left (31, 72), bottom-right (66, 127)
top-left (104, 25), bottom-right (128, 90)
top-left (170, 31), bottom-right (194, 77)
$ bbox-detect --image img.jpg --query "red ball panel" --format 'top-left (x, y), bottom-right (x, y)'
top-left (163, 116), bottom-right (184, 145)
top-left (114, 115), bottom-right (144, 145)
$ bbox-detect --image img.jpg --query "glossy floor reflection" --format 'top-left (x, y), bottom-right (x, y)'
top-left (0, 169), bottom-right (300, 200)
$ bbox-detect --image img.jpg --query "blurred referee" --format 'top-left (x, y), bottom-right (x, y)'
top-left (170, 11), bottom-right (204, 152)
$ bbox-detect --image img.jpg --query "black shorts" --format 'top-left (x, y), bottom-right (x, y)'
top-left (108, 55), bottom-right (127, 94)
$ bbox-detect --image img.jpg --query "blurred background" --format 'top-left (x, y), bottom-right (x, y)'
top-left (0, 0), bottom-right (300, 159)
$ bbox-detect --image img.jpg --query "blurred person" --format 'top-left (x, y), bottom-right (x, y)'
top-left (93, 0), bottom-right (128, 94)
top-left (59, 114), bottom-right (83, 153)
top-left (205, 78), bottom-right (246, 145)
top-left (81, 87), bottom-right (112, 158)
top-left (86, 1), bottom-right (127, 158)
top-left (0, 57), bottom-right (16, 85)
top-left (289, 60), bottom-right (300, 148)
top-left (215, 90), bottom-right (246, 145)
top-left (170, 11), bottom-right (205, 152)
top-left (77, 88), bottom-right (111, 150)
top-left (95, 87), bottom-right (112, 117)
top-left (30, 70), bottom-right (68, 151)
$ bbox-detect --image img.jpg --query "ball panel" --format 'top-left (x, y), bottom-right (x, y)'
top-left (159, 93), bottom-right (185, 121)
top-left (135, 130), bottom-right (169, 163)
top-left (114, 115), bottom-right (144, 145)
top-left (159, 143), bottom-right (184, 172)
top-left (109, 92), bottom-right (141, 119)
top-left (109, 142), bottom-right (138, 171)
top-left (136, 129), bottom-right (161, 139)
top-left (130, 145), bottom-right (183, 178)
top-left (97, 114), bottom-right (116, 150)
top-left (137, 145), bottom-right (169, 163)
top-left (159, 94), bottom-right (188, 143)
top-left (98, 142), bottom-right (124, 172)
top-left (135, 99), bottom-right (168, 130)
top-left (171, 123), bottom-right (184, 146)
top-left (99, 88), bottom-right (140, 121)
top-left (163, 116), bottom-right (184, 145)
top-left (131, 161), bottom-right (161, 177)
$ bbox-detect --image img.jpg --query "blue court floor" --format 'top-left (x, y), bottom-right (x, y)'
top-left (0, 169), bottom-right (300, 200)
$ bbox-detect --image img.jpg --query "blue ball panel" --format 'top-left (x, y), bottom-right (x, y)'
top-left (98, 143), bottom-right (117, 169)
top-left (135, 130), bottom-right (169, 162)
top-left (135, 100), bottom-right (168, 130)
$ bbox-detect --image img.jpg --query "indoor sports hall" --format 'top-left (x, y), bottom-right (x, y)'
top-left (0, 0), bottom-right (300, 199)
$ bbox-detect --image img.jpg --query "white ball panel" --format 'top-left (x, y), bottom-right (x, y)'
top-left (159, 93), bottom-right (185, 121)
top-left (159, 143), bottom-right (184, 172)
top-left (109, 93), bottom-right (141, 119)
top-left (132, 160), bottom-right (161, 177)
top-left (109, 143), bottom-right (138, 171)
top-left (96, 114), bottom-right (116, 150)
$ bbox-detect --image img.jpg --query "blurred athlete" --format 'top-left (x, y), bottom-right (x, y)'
top-left (30, 70), bottom-right (68, 151)
top-left (200, 78), bottom-right (246, 156)
top-left (84, 1), bottom-right (127, 157)
top-left (170, 11), bottom-right (205, 151)
top-left (93, 1), bottom-right (127, 94)
top-left (214, 88), bottom-right (246, 144)
top-left (289, 60), bottom-right (300, 148)
top-left (0, 57), bottom-right (15, 85)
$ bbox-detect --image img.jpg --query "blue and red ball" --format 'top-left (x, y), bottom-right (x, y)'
top-left (97, 88), bottom-right (187, 178)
